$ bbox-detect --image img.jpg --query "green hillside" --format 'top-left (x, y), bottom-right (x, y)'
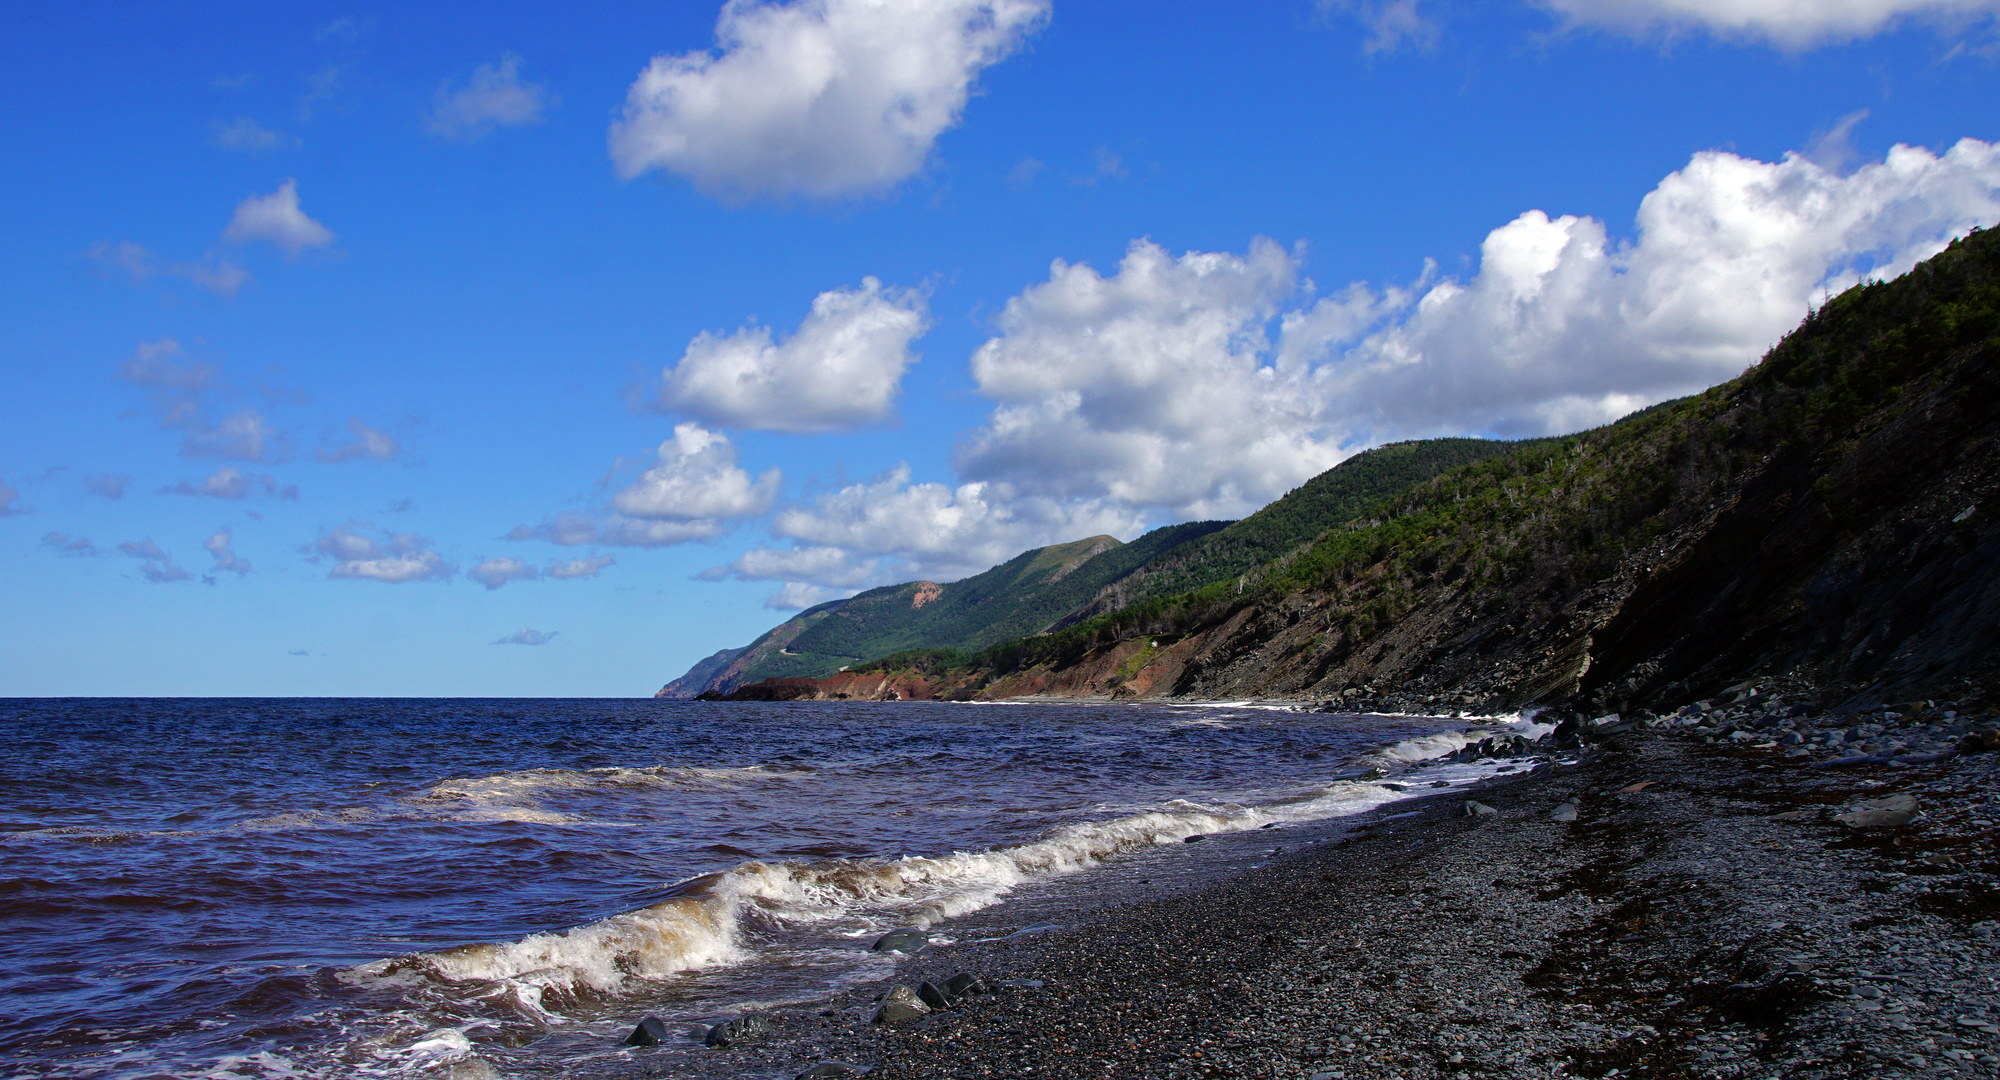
top-left (921, 226), bottom-right (2000, 704)
top-left (657, 522), bottom-right (1227, 696)
top-left (1052, 437), bottom-right (1529, 626)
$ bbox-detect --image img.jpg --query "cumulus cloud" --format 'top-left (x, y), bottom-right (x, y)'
top-left (1535, 0), bottom-right (2000, 47)
top-left (710, 463), bottom-right (1145, 592)
top-left (223, 180), bottom-right (334, 257)
top-left (86, 473), bottom-right (132, 499)
top-left (612, 424), bottom-right (779, 520)
top-left (118, 538), bottom-right (190, 583)
top-left (118, 339), bottom-right (216, 392)
top-left (204, 528), bottom-right (252, 577)
top-left (609, 0), bottom-right (1050, 199)
top-left (470, 556), bottom-right (538, 590)
top-left (90, 241), bottom-right (250, 297)
top-left (958, 236), bottom-right (1343, 520)
top-left (659, 279), bottom-right (929, 432)
top-left (945, 138), bottom-right (2000, 528)
top-left (212, 117), bottom-right (299, 152)
top-left (764, 581), bottom-right (847, 609)
top-left (1289, 138), bottom-right (2000, 441)
top-left (493, 627), bottom-right (557, 646)
top-left (1323, 0), bottom-right (1441, 52)
top-left (316, 417), bottom-right (403, 463)
top-left (163, 466), bottom-right (297, 500)
top-left (42, 532), bottom-right (97, 556)
top-left (427, 54), bottom-right (549, 141)
top-left (510, 426), bottom-right (778, 548)
top-left (115, 340), bottom-right (288, 462)
top-left (545, 554), bottom-right (615, 579)
top-left (314, 523), bottom-right (453, 583)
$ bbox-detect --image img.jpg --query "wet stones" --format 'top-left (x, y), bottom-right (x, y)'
top-left (1461, 800), bottom-right (1499, 818)
top-left (701, 1014), bottom-right (769, 1047)
top-left (1548, 801), bottom-right (1578, 822)
top-left (869, 927), bottom-right (928, 955)
top-left (622, 1016), bottom-right (671, 1047)
top-left (796, 1062), bottom-right (874, 1078)
top-left (872, 985), bottom-right (932, 1024)
top-left (916, 981), bottom-right (953, 1011)
top-left (943, 972), bottom-right (993, 998)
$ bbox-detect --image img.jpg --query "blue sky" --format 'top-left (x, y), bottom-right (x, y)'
top-left (3, 0), bottom-right (1998, 696)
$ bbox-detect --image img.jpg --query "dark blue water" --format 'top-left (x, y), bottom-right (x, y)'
top-left (0, 698), bottom-right (1512, 1078)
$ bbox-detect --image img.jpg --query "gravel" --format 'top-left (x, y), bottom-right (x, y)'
top-left (590, 703), bottom-right (2000, 1080)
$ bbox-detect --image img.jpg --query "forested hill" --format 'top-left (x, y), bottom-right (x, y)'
top-left (658, 437), bottom-right (1522, 698)
top-left (730, 226), bottom-right (2000, 711)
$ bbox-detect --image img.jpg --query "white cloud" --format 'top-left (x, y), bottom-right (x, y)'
top-left (1322, 0), bottom-right (1441, 52)
top-left (1005, 156), bottom-right (1044, 189)
top-left (712, 464), bottom-right (1145, 590)
top-left (470, 556), bottom-right (538, 590)
top-left (494, 627), bottom-right (557, 646)
top-left (427, 54), bottom-right (549, 141)
top-left (315, 523), bottom-right (454, 583)
top-left (116, 340), bottom-right (288, 463)
top-left (1291, 138), bottom-right (2000, 441)
top-left (212, 117), bottom-right (299, 152)
top-left (957, 236), bottom-right (1344, 520)
top-left (178, 411), bottom-right (286, 463)
top-left (469, 553), bottom-right (615, 588)
top-left (545, 554), bottom-right (615, 579)
top-left (944, 138), bottom-right (2000, 528)
top-left (163, 466), bottom-right (297, 500)
top-left (610, 423), bottom-right (781, 523)
top-left (91, 242), bottom-right (250, 297)
top-left (609, 0), bottom-right (1050, 199)
top-left (42, 532), bottom-right (98, 556)
top-left (660, 279), bottom-right (929, 432)
top-left (223, 180), bottom-right (335, 257)
top-left (118, 538), bottom-right (190, 583)
top-left (764, 581), bottom-right (847, 609)
top-left (505, 513), bottom-right (743, 548)
top-left (87, 474), bottom-right (132, 500)
top-left (1535, 0), bottom-right (2000, 47)
top-left (117, 339), bottom-right (215, 392)
top-left (204, 529), bottom-right (252, 577)
top-left (316, 418), bottom-right (403, 463)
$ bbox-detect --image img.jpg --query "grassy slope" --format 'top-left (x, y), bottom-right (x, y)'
top-left (679, 523), bottom-right (1231, 691)
top-left (1052, 438), bottom-right (1532, 627)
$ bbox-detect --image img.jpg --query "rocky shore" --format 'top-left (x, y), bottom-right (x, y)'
top-left (593, 697), bottom-right (2000, 1080)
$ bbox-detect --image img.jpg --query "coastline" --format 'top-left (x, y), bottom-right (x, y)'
top-left (590, 721), bottom-right (2000, 1080)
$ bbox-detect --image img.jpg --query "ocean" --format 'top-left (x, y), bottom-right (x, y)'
top-left (0, 698), bottom-right (1536, 1078)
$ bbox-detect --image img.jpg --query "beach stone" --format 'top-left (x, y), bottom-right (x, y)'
top-left (796, 1062), bottom-right (874, 1079)
top-left (1462, 800), bottom-right (1499, 818)
top-left (869, 927), bottom-right (928, 954)
top-left (703, 1015), bottom-right (768, 1047)
top-left (872, 985), bottom-right (931, 1024)
top-left (943, 972), bottom-right (991, 997)
top-left (623, 1016), bottom-right (670, 1047)
top-left (1183, 834), bottom-right (1206, 843)
top-left (916, 981), bottom-right (953, 1011)
top-left (1007, 921), bottom-right (1060, 938)
top-left (1957, 729), bottom-right (2000, 753)
top-left (1838, 794), bottom-right (1919, 828)
top-left (1548, 802), bottom-right (1578, 822)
